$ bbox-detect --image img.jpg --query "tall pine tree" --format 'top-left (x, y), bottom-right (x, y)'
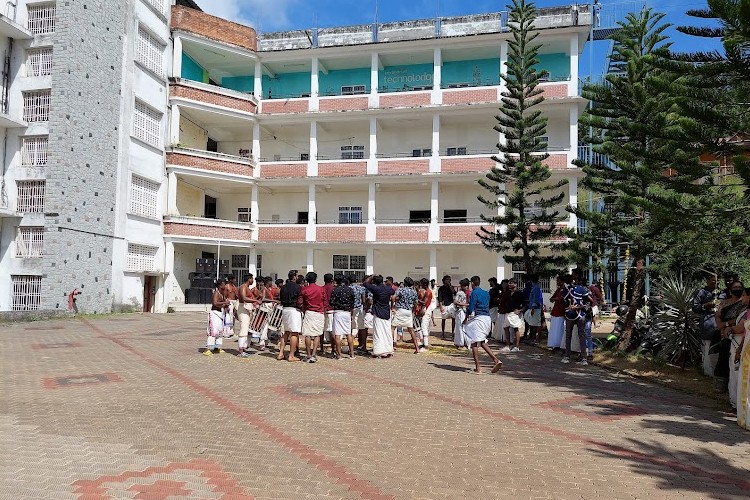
top-left (573, 8), bottom-right (708, 348)
top-left (478, 0), bottom-right (570, 278)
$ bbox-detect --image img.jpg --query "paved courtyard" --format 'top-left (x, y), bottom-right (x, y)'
top-left (2, 313), bottom-right (749, 500)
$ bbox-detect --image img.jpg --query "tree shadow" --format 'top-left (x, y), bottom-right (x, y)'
top-left (428, 362), bottom-right (472, 373)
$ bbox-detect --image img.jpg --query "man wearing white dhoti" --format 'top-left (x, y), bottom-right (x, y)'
top-left (364, 274), bottom-right (396, 358)
top-left (463, 276), bottom-right (503, 374)
top-left (330, 275), bottom-right (356, 359)
top-left (391, 277), bottom-right (421, 354)
top-left (278, 270), bottom-right (302, 362)
top-left (453, 279), bottom-right (471, 348)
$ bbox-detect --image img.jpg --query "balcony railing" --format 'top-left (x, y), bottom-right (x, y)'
top-left (163, 215), bottom-right (255, 242)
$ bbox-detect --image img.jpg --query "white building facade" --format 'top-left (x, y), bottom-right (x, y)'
top-left (0, 1), bottom-right (589, 314)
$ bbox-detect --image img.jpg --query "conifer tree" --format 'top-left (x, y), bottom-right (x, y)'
top-left (478, 0), bottom-right (570, 278)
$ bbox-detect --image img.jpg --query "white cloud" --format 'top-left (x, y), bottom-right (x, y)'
top-left (196, 0), bottom-right (299, 31)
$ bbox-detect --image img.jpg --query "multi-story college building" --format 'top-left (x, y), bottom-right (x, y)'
top-left (0, 0), bottom-right (591, 314)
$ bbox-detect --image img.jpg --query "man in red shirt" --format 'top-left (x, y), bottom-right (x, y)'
top-left (298, 271), bottom-right (328, 363)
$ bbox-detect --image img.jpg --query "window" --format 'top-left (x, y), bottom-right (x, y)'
top-left (333, 255), bottom-right (366, 281)
top-left (409, 210), bottom-right (431, 223)
top-left (16, 180), bottom-right (45, 213)
top-left (143, 0), bottom-right (165, 14)
top-left (136, 26), bottom-right (165, 76)
top-left (127, 243), bottom-right (158, 272)
top-left (133, 100), bottom-right (162, 146)
top-left (11, 275), bottom-right (42, 311)
top-left (412, 148), bottom-right (431, 157)
top-left (23, 90), bottom-right (51, 122)
top-left (338, 206), bottom-right (362, 225)
top-left (511, 263), bottom-right (552, 293)
top-left (237, 207), bottom-right (251, 223)
top-left (256, 254), bottom-right (263, 278)
top-left (129, 175), bottom-right (160, 219)
top-left (26, 47), bottom-right (52, 77)
top-left (341, 85), bottom-right (366, 95)
top-left (447, 83), bottom-right (470, 88)
top-left (341, 145), bottom-right (365, 160)
top-left (21, 136), bottom-right (49, 166)
top-left (446, 147), bottom-right (467, 156)
top-left (411, 85), bottom-right (433, 91)
top-left (230, 254), bottom-right (248, 282)
top-left (300, 153), bottom-right (310, 161)
top-left (16, 227), bottom-right (44, 257)
top-left (535, 136), bottom-right (549, 151)
top-left (27, 3), bottom-right (55, 35)
top-left (443, 209), bottom-right (468, 223)
top-left (297, 211), bottom-right (309, 224)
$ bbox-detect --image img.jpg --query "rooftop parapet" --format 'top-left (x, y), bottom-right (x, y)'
top-left (171, 5), bottom-right (258, 52)
top-left (259, 4), bottom-right (590, 52)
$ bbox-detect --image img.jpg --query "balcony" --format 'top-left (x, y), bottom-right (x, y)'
top-left (318, 94), bottom-right (369, 112)
top-left (171, 5), bottom-right (258, 52)
top-left (257, 224), bottom-right (307, 242)
top-left (260, 97), bottom-right (310, 114)
top-left (376, 156), bottom-right (430, 176)
top-left (317, 159), bottom-right (367, 178)
top-left (163, 216), bottom-right (254, 245)
top-left (379, 91), bottom-right (431, 109)
top-left (316, 224), bottom-right (367, 242)
top-left (375, 223), bottom-right (429, 243)
top-left (260, 160), bottom-right (308, 179)
top-left (167, 147), bottom-right (255, 178)
top-left (439, 223), bottom-right (490, 243)
top-left (440, 153), bottom-right (495, 174)
top-left (169, 79), bottom-right (258, 116)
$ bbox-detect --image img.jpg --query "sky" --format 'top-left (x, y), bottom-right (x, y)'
top-left (194, 0), bottom-right (723, 77)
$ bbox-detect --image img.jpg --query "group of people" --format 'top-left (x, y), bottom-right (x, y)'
top-left (692, 271), bottom-right (750, 430)
top-left (203, 268), bottom-right (605, 374)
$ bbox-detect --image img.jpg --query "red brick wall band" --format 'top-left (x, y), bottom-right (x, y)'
top-left (171, 5), bottom-right (257, 51)
top-left (376, 225), bottom-right (429, 242)
top-left (260, 163), bottom-right (307, 178)
top-left (316, 226), bottom-right (366, 242)
top-left (258, 226), bottom-right (306, 242)
top-left (167, 152), bottom-right (254, 177)
top-left (317, 162), bottom-right (367, 177)
top-left (318, 96), bottom-right (369, 112)
top-left (540, 83), bottom-right (569, 99)
top-left (163, 222), bottom-right (251, 242)
top-left (261, 99), bottom-right (310, 114)
top-left (439, 225), bottom-right (490, 243)
top-left (440, 157), bottom-right (495, 173)
top-left (170, 84), bottom-right (257, 113)
top-left (379, 92), bottom-right (431, 108)
top-left (544, 154), bottom-right (569, 170)
top-left (442, 88), bottom-right (498, 105)
top-left (378, 159), bottom-right (429, 175)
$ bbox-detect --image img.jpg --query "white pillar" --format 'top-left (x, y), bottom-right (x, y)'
top-left (307, 183), bottom-right (317, 241)
top-left (370, 52), bottom-right (379, 108)
top-left (168, 104), bottom-right (180, 146)
top-left (252, 123), bottom-right (261, 163)
top-left (251, 184), bottom-right (259, 224)
top-left (310, 57), bottom-right (320, 111)
top-left (569, 106), bottom-right (578, 168)
top-left (569, 34), bottom-right (579, 97)
top-left (430, 114), bottom-right (440, 173)
top-left (368, 117), bottom-right (378, 174)
top-left (366, 182), bottom-right (376, 241)
top-left (432, 47), bottom-right (442, 105)
top-left (428, 180), bottom-right (439, 241)
top-left (162, 241), bottom-right (175, 311)
top-left (499, 40), bottom-right (508, 101)
top-left (496, 253), bottom-right (506, 281)
top-left (254, 60), bottom-right (263, 100)
top-left (167, 172), bottom-right (177, 214)
top-left (306, 248), bottom-right (315, 272)
top-left (172, 36), bottom-right (182, 78)
top-left (366, 247), bottom-right (374, 275)
top-left (309, 121), bottom-right (318, 176)
top-left (248, 248), bottom-right (258, 276)
top-left (429, 247), bottom-right (437, 282)
top-left (568, 177), bottom-right (578, 230)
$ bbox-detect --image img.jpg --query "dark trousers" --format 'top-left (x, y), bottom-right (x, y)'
top-left (565, 317), bottom-right (586, 358)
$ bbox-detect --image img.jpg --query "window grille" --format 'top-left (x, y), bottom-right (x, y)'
top-left (133, 100), bottom-right (162, 146)
top-left (136, 26), bottom-right (164, 76)
top-left (11, 275), bottom-right (42, 311)
top-left (26, 47), bottom-right (52, 77)
top-left (143, 0), bottom-right (165, 14)
top-left (21, 136), bottom-right (49, 166)
top-left (232, 254), bottom-right (248, 269)
top-left (333, 255), bottom-right (366, 281)
top-left (23, 90), bottom-right (51, 122)
top-left (127, 243), bottom-right (158, 272)
top-left (16, 180), bottom-right (45, 213)
top-left (16, 227), bottom-right (44, 257)
top-left (338, 206), bottom-right (362, 225)
top-left (341, 145), bottom-right (365, 160)
top-left (237, 207), bottom-right (251, 222)
top-left (27, 4), bottom-right (55, 35)
top-left (511, 263), bottom-right (552, 293)
top-left (341, 85), bottom-right (366, 95)
top-left (446, 147), bottom-right (467, 156)
top-left (129, 175), bottom-right (160, 219)
top-left (412, 148), bottom-right (431, 157)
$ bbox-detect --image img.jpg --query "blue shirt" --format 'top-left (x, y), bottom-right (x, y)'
top-left (528, 283), bottom-right (544, 309)
top-left (466, 287), bottom-right (490, 317)
top-left (364, 283), bottom-right (395, 320)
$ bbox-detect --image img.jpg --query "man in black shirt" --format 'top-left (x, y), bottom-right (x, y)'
top-left (501, 279), bottom-right (525, 352)
top-left (279, 270), bottom-right (302, 362)
top-left (488, 277), bottom-right (501, 340)
top-left (330, 275), bottom-right (356, 359)
top-left (438, 276), bottom-right (455, 339)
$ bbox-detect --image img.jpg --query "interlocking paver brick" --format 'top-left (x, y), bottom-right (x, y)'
top-left (1, 313), bottom-right (748, 499)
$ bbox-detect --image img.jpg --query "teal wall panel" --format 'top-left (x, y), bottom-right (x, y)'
top-left (442, 58), bottom-right (500, 87)
top-left (221, 75), bottom-right (254, 93)
top-left (378, 63), bottom-right (433, 92)
top-left (536, 53), bottom-right (570, 80)
top-left (262, 72), bottom-right (311, 98)
top-left (319, 67), bottom-right (370, 95)
top-left (182, 53), bottom-right (207, 82)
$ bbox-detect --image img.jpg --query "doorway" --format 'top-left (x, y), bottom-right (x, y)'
top-left (204, 195), bottom-right (217, 219)
top-left (143, 275), bottom-right (156, 312)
